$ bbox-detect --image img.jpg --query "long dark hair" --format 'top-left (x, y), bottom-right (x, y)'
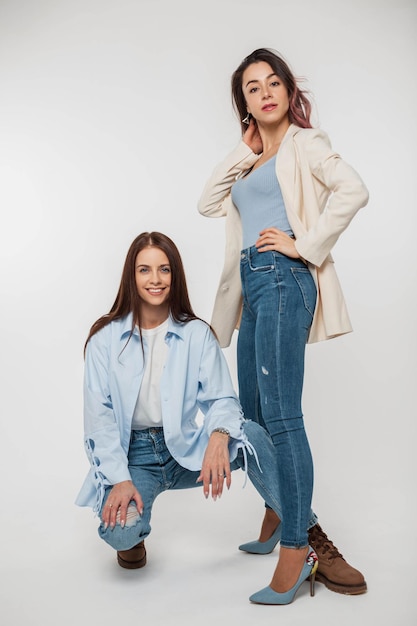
top-left (231, 48), bottom-right (313, 134)
top-left (84, 232), bottom-right (200, 352)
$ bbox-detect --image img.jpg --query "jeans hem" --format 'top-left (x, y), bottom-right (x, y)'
top-left (280, 542), bottom-right (309, 549)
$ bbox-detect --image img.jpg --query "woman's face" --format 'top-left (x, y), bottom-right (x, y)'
top-left (135, 246), bottom-right (171, 311)
top-left (242, 61), bottom-right (290, 127)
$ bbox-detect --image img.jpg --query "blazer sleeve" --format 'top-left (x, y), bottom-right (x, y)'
top-left (294, 129), bottom-right (369, 267)
top-left (197, 141), bottom-right (259, 217)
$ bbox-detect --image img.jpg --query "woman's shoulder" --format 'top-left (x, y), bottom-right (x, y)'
top-left (174, 317), bottom-right (217, 345)
top-left (290, 127), bottom-right (336, 165)
top-left (181, 317), bottom-right (211, 335)
top-left (293, 125), bottom-right (331, 146)
top-left (87, 314), bottom-right (133, 347)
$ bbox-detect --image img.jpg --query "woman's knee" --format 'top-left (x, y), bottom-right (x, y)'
top-left (98, 503), bottom-right (147, 550)
top-left (243, 419), bottom-right (272, 445)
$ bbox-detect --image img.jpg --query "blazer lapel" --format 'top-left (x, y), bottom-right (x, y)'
top-left (275, 124), bottom-right (307, 238)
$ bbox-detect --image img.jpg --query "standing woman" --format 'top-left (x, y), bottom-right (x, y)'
top-left (198, 48), bottom-right (369, 602)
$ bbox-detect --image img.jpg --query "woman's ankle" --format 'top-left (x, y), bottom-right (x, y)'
top-left (259, 508), bottom-right (281, 542)
top-left (269, 546), bottom-right (309, 592)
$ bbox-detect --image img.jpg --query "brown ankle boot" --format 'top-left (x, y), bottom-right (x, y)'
top-left (117, 541), bottom-right (147, 570)
top-left (308, 524), bottom-right (367, 595)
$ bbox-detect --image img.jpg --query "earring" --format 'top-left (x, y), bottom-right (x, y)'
top-left (242, 113), bottom-right (251, 124)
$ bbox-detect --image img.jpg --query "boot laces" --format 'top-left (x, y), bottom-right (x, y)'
top-left (309, 524), bottom-right (344, 561)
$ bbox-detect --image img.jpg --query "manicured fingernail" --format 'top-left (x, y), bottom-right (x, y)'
top-left (121, 520), bottom-right (125, 528)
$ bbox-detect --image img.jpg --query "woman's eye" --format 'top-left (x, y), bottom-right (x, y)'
top-left (249, 87), bottom-right (258, 93)
top-left (271, 80), bottom-right (280, 87)
top-left (138, 267), bottom-right (149, 273)
top-left (160, 266), bottom-right (171, 273)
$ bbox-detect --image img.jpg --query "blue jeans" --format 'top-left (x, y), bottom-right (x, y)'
top-left (237, 246), bottom-right (317, 548)
top-left (98, 421), bottom-right (284, 551)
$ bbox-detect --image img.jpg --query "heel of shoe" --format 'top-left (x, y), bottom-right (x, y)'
top-left (249, 546), bottom-right (318, 605)
top-left (309, 560), bottom-right (318, 596)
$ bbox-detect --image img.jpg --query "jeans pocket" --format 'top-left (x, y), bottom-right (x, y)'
top-left (291, 267), bottom-right (316, 319)
top-left (248, 250), bottom-right (275, 273)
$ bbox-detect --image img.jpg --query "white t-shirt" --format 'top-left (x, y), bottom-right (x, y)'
top-left (131, 319), bottom-right (169, 429)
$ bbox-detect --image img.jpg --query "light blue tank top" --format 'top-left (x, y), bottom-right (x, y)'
top-left (231, 155), bottom-right (293, 249)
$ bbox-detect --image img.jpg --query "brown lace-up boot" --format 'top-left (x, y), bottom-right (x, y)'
top-left (308, 524), bottom-right (367, 595)
top-left (117, 541), bottom-right (147, 569)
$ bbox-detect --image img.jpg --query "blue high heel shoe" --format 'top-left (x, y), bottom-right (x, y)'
top-left (249, 547), bottom-right (318, 605)
top-left (239, 523), bottom-right (282, 554)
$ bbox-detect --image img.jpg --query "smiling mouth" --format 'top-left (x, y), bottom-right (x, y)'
top-left (147, 288), bottom-right (165, 295)
top-left (262, 104), bottom-right (277, 111)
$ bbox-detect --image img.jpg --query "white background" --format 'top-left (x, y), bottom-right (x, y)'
top-left (0, 1), bottom-right (416, 624)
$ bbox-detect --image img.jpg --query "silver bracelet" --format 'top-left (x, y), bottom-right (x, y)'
top-left (211, 427), bottom-right (230, 437)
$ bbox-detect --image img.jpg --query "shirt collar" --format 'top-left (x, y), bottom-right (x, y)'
top-left (119, 312), bottom-right (186, 341)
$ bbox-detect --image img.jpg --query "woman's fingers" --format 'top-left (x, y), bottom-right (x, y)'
top-left (197, 464), bottom-right (231, 500)
top-left (212, 468), bottom-right (225, 499)
top-left (101, 481), bottom-right (142, 529)
top-left (256, 229), bottom-right (298, 258)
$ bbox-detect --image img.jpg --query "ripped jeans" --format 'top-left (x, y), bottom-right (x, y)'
top-left (238, 246), bottom-right (317, 548)
top-left (99, 421), bottom-right (285, 551)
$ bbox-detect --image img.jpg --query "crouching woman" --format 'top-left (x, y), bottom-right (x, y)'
top-left (75, 232), bottom-right (312, 599)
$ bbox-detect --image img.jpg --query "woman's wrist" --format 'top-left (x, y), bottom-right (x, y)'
top-left (211, 427), bottom-right (230, 438)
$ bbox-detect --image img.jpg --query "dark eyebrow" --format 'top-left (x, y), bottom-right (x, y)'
top-left (245, 73), bottom-right (278, 88)
top-left (135, 263), bottom-right (170, 269)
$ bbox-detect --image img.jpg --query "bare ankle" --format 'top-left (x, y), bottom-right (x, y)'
top-left (269, 546), bottom-right (309, 593)
top-left (259, 509), bottom-right (281, 542)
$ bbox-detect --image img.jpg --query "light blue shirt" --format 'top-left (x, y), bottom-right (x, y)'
top-left (76, 313), bottom-right (252, 512)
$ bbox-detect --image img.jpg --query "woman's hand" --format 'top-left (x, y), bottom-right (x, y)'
top-left (256, 228), bottom-right (300, 259)
top-left (243, 118), bottom-right (263, 155)
top-left (102, 480), bottom-right (143, 529)
top-left (197, 432), bottom-right (231, 500)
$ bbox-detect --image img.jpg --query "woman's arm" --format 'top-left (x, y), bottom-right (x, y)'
top-left (293, 129), bottom-right (369, 267)
top-left (196, 327), bottom-right (244, 437)
top-left (197, 141), bottom-right (259, 217)
top-left (193, 326), bottom-right (245, 499)
top-left (83, 330), bottom-right (132, 496)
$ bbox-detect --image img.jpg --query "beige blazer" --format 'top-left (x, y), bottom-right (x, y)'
top-left (198, 124), bottom-right (369, 348)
